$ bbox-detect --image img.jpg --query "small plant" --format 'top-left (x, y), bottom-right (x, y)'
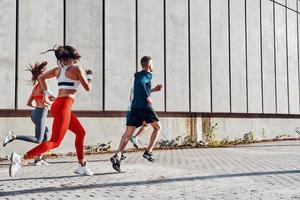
top-left (157, 136), bottom-right (181, 148)
top-left (233, 137), bottom-right (244, 145)
top-left (219, 137), bottom-right (230, 146)
top-left (275, 133), bottom-right (291, 140)
top-left (207, 123), bottom-right (218, 142)
top-left (84, 141), bottom-right (112, 154)
top-left (244, 131), bottom-right (254, 143)
top-left (296, 127), bottom-right (300, 136)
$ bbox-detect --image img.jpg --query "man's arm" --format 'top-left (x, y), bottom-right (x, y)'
top-left (151, 84), bottom-right (163, 93)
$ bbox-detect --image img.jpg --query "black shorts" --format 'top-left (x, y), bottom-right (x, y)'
top-left (126, 106), bottom-right (159, 127)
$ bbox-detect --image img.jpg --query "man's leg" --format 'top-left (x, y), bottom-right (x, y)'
top-left (146, 121), bottom-right (161, 153)
top-left (116, 126), bottom-right (136, 157)
top-left (135, 123), bottom-right (148, 138)
top-left (130, 123), bottom-right (148, 149)
top-left (111, 126), bottom-right (136, 172)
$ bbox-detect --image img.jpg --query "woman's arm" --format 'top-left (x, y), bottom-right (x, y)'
top-left (27, 89), bottom-right (35, 108)
top-left (38, 67), bottom-right (57, 101)
top-left (76, 66), bottom-right (93, 91)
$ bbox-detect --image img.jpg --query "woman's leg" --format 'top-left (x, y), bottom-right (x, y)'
top-left (68, 112), bottom-right (93, 176)
top-left (67, 113), bottom-right (86, 165)
top-left (24, 100), bottom-right (72, 160)
top-left (14, 108), bottom-right (49, 144)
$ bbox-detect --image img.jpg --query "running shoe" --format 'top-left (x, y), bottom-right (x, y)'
top-left (121, 154), bottom-right (126, 161)
top-left (3, 131), bottom-right (15, 147)
top-left (143, 150), bottom-right (154, 162)
top-left (9, 152), bottom-right (22, 177)
top-left (130, 136), bottom-right (139, 149)
top-left (74, 162), bottom-right (93, 176)
top-left (34, 159), bottom-right (50, 166)
top-left (110, 154), bottom-right (121, 172)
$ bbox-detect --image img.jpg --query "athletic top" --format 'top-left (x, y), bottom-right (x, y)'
top-left (131, 70), bottom-right (152, 108)
top-left (33, 84), bottom-right (43, 101)
top-left (57, 66), bottom-right (80, 90)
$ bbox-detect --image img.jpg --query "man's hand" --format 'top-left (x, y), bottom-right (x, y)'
top-left (152, 84), bottom-right (163, 92)
top-left (85, 69), bottom-right (93, 75)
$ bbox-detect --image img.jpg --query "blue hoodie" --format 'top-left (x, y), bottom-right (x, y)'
top-left (131, 70), bottom-right (152, 108)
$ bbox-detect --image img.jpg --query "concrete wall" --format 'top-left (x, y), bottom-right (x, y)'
top-left (1, 0), bottom-right (299, 113)
top-left (1, 116), bottom-right (299, 157)
top-left (0, 0), bottom-right (300, 156)
top-left (0, 0), bottom-right (15, 109)
top-left (247, 0), bottom-right (263, 113)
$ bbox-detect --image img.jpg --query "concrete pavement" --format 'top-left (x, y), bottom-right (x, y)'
top-left (1, 141), bottom-right (300, 199)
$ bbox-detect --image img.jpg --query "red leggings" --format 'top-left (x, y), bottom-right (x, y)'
top-left (26, 97), bottom-right (85, 160)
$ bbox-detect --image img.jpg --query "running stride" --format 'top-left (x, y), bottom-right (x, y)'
top-left (3, 61), bottom-right (51, 165)
top-left (111, 56), bottom-right (162, 172)
top-left (9, 45), bottom-right (94, 177)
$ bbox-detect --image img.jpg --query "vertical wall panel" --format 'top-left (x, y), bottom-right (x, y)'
top-left (0, 0), bottom-right (15, 109)
top-left (211, 0), bottom-right (230, 112)
top-left (105, 0), bottom-right (135, 110)
top-left (298, 1), bottom-right (300, 113)
top-left (190, 0), bottom-right (210, 112)
top-left (287, 0), bottom-right (297, 10)
top-left (247, 0), bottom-right (262, 113)
top-left (138, 0), bottom-right (164, 111)
top-left (287, 1), bottom-right (299, 114)
top-left (275, 3), bottom-right (288, 114)
top-left (66, 0), bottom-right (102, 110)
top-left (261, 0), bottom-right (276, 113)
top-left (230, 0), bottom-right (247, 113)
top-left (18, 0), bottom-right (63, 109)
top-left (165, 0), bottom-right (189, 112)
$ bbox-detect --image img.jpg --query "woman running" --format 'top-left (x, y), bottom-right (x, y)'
top-left (9, 45), bottom-right (94, 177)
top-left (3, 61), bottom-right (51, 165)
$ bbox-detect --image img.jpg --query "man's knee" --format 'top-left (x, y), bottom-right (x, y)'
top-left (152, 122), bottom-right (161, 131)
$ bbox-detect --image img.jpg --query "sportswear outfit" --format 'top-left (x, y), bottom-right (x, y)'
top-left (16, 85), bottom-right (50, 143)
top-left (26, 66), bottom-right (85, 160)
top-left (126, 70), bottom-right (159, 127)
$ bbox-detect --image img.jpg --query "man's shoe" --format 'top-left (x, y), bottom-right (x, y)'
top-left (143, 150), bottom-right (154, 162)
top-left (110, 154), bottom-right (121, 172)
top-left (121, 154), bottom-right (126, 161)
top-left (130, 136), bottom-right (139, 149)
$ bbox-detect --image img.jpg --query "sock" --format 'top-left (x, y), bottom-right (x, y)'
top-left (116, 152), bottom-right (122, 159)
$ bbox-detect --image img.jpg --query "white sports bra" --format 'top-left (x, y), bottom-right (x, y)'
top-left (57, 66), bottom-right (80, 90)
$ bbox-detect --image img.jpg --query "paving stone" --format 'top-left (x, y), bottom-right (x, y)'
top-left (0, 141), bottom-right (300, 199)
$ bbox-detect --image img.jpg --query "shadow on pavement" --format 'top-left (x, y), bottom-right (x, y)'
top-left (0, 171), bottom-right (123, 182)
top-left (1, 169), bottom-right (300, 197)
top-left (0, 159), bottom-right (108, 167)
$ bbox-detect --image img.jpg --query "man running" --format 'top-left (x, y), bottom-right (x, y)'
top-left (111, 56), bottom-right (162, 172)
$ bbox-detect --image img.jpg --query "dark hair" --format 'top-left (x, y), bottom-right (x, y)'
top-left (140, 56), bottom-right (152, 67)
top-left (42, 45), bottom-right (81, 64)
top-left (26, 61), bottom-right (47, 85)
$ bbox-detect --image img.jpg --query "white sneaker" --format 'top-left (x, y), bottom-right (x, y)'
top-left (3, 131), bottom-right (15, 147)
top-left (9, 152), bottom-right (22, 177)
top-left (74, 162), bottom-right (93, 176)
top-left (35, 159), bottom-right (49, 166)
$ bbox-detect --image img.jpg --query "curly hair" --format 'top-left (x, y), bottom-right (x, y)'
top-left (26, 61), bottom-right (47, 85)
top-left (42, 45), bottom-right (81, 66)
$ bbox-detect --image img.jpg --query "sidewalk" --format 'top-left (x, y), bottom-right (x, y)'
top-left (1, 141), bottom-right (300, 199)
